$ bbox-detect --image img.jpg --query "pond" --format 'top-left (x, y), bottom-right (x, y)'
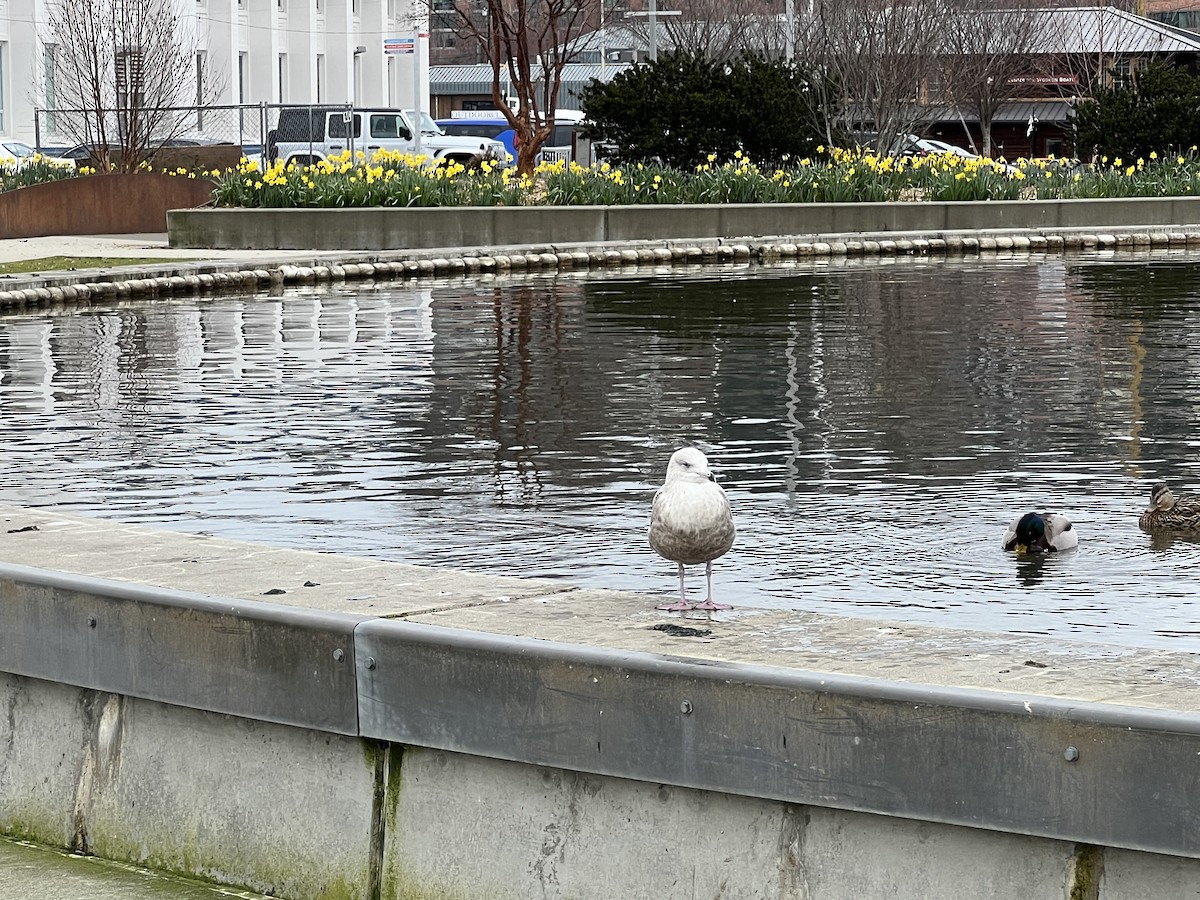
top-left (0, 252), bottom-right (1198, 649)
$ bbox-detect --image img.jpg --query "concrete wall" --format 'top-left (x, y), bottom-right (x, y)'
top-left (8, 670), bottom-right (1200, 900)
top-left (168, 196), bottom-right (1200, 251)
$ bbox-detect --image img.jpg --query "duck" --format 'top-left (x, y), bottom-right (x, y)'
top-left (649, 447), bottom-right (736, 613)
top-left (1002, 511), bottom-right (1078, 554)
top-left (1139, 481), bottom-right (1200, 531)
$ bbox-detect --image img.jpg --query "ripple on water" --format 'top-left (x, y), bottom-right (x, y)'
top-left (0, 259), bottom-right (1199, 648)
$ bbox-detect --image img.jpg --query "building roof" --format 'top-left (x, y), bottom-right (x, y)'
top-left (430, 63), bottom-right (631, 95)
top-left (431, 6), bottom-right (1200, 101)
top-left (1026, 5), bottom-right (1200, 54)
top-left (929, 101), bottom-right (1077, 125)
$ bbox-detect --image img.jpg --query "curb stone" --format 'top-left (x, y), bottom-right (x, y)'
top-left (0, 227), bottom-right (1197, 310)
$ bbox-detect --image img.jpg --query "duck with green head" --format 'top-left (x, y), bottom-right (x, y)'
top-left (1139, 481), bottom-right (1200, 531)
top-left (1003, 512), bottom-right (1078, 554)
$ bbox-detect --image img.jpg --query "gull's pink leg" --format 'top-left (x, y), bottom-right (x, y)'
top-left (657, 562), bottom-right (695, 612)
top-left (692, 560), bottom-right (732, 611)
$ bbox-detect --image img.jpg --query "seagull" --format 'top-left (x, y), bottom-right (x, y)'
top-left (1002, 511), bottom-right (1078, 554)
top-left (649, 447), bottom-right (736, 612)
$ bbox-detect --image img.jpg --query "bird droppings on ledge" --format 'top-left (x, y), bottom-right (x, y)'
top-left (652, 623), bottom-right (714, 638)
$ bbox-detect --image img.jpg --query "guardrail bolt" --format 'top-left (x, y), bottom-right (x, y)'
top-left (680, 699), bottom-right (693, 715)
top-left (1064, 746), bottom-right (1080, 762)
top-left (366, 657), bottom-right (377, 670)
top-left (87, 616), bottom-right (97, 629)
top-left (332, 648), bottom-right (346, 663)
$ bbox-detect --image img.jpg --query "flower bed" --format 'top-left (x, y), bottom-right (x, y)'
top-left (207, 146), bottom-right (1200, 209)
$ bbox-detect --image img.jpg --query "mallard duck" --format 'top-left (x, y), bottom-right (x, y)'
top-left (650, 447), bottom-right (736, 612)
top-left (1139, 481), bottom-right (1200, 531)
top-left (1002, 511), bottom-right (1078, 554)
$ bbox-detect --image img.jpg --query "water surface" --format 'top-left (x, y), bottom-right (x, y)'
top-left (1, 252), bottom-right (1198, 647)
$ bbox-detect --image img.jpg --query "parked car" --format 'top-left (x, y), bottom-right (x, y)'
top-left (435, 109), bottom-right (586, 165)
top-left (0, 140), bottom-right (74, 170)
top-left (435, 118), bottom-right (517, 163)
top-left (894, 134), bottom-right (1019, 173)
top-left (268, 107), bottom-right (506, 168)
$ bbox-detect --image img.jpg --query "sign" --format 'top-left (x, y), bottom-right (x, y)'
top-left (385, 36), bottom-right (415, 54)
top-left (1006, 75), bottom-right (1079, 86)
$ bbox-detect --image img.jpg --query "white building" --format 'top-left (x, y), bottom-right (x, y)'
top-left (0, 0), bottom-right (432, 147)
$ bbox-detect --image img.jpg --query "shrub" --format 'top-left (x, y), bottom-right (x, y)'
top-left (578, 51), bottom-right (838, 169)
top-left (1072, 64), bottom-right (1200, 162)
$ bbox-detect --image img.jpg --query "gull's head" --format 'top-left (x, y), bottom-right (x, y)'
top-left (665, 446), bottom-right (714, 483)
top-left (1149, 481), bottom-right (1175, 512)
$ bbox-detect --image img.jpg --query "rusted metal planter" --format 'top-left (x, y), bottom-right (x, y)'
top-left (0, 173), bottom-right (215, 239)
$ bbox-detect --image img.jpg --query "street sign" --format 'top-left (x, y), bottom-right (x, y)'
top-left (384, 36), bottom-right (414, 54)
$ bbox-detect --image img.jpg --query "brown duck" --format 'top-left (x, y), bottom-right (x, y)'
top-left (1139, 482), bottom-right (1200, 531)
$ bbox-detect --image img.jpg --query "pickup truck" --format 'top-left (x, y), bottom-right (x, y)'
top-left (268, 107), bottom-right (508, 167)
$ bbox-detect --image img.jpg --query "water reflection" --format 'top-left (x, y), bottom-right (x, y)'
top-left (1, 253), bottom-right (1199, 648)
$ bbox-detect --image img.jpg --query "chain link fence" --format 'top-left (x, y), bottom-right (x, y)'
top-left (33, 102), bottom-right (594, 167)
top-left (33, 103), bottom-right (372, 168)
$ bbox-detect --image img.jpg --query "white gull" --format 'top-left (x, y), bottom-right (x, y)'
top-left (649, 447), bottom-right (736, 612)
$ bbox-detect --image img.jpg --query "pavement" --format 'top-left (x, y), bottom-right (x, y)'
top-left (0, 837), bottom-right (272, 899)
top-left (0, 233), bottom-right (309, 266)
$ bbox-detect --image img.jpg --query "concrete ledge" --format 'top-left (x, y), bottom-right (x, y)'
top-left (3, 506), bottom-right (1200, 898)
top-left (169, 197), bottom-right (1200, 250)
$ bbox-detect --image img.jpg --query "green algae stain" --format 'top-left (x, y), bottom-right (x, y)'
top-left (385, 744), bottom-right (405, 834)
top-left (1069, 843), bottom-right (1104, 900)
top-left (381, 862), bottom-right (471, 900)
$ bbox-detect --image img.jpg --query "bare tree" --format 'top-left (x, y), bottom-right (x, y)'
top-left (939, 0), bottom-right (1047, 156)
top-left (41, 0), bottom-right (222, 171)
top-left (624, 0), bottom-right (783, 62)
top-left (802, 0), bottom-right (953, 153)
top-left (431, 0), bottom-right (598, 173)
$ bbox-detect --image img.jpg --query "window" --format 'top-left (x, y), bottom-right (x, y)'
top-left (370, 113), bottom-right (403, 138)
top-left (278, 53), bottom-right (287, 102)
top-left (329, 114), bottom-right (362, 139)
top-left (115, 50), bottom-right (144, 109)
top-left (238, 52), bottom-right (249, 135)
top-left (0, 43), bottom-right (6, 132)
top-left (195, 51), bottom-right (206, 130)
top-left (316, 54), bottom-right (325, 102)
top-left (386, 56), bottom-right (395, 106)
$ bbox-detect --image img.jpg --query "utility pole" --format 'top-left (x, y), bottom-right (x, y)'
top-left (626, 0), bottom-right (680, 62)
top-left (785, 0), bottom-right (794, 61)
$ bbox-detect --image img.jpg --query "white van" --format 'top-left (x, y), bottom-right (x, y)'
top-left (268, 107), bottom-right (507, 167)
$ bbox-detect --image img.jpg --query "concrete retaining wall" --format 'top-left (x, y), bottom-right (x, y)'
top-left (2, 514), bottom-right (1200, 899)
top-left (168, 196), bottom-right (1200, 250)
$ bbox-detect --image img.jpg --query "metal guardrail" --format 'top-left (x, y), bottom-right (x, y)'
top-left (355, 619), bottom-right (1200, 859)
top-left (0, 562), bottom-right (363, 735)
top-left (2, 559), bottom-right (1199, 857)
